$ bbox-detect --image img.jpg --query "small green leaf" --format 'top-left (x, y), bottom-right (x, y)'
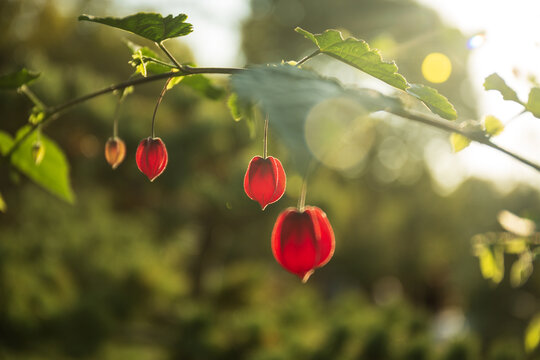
top-left (484, 115), bottom-right (504, 136)
top-left (406, 84), bottom-right (457, 120)
top-left (505, 238), bottom-right (528, 254)
top-left (0, 68), bottom-right (40, 90)
top-left (79, 13), bottom-right (193, 43)
top-left (295, 27), bottom-right (408, 90)
top-left (9, 126), bottom-right (74, 203)
top-left (475, 244), bottom-right (504, 284)
top-left (227, 92), bottom-right (242, 121)
top-left (484, 73), bottom-right (522, 104)
top-left (126, 40), bottom-right (173, 75)
top-left (450, 133), bottom-right (471, 152)
top-left (166, 73), bottom-right (184, 90)
top-left (180, 74), bottom-right (224, 99)
top-left (510, 251), bottom-right (533, 288)
top-left (525, 314), bottom-right (540, 353)
top-left (28, 106), bottom-right (45, 125)
top-left (526, 87), bottom-right (540, 118)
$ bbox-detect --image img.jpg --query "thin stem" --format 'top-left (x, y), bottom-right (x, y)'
top-left (152, 78), bottom-right (172, 138)
top-left (112, 95), bottom-right (124, 138)
top-left (263, 114), bottom-right (269, 158)
top-left (157, 41), bottom-right (183, 70)
top-left (19, 85), bottom-right (46, 109)
top-left (296, 50), bottom-right (321, 66)
top-left (297, 178), bottom-right (307, 212)
top-left (4, 67), bottom-right (243, 159)
top-left (504, 109), bottom-right (527, 126)
top-left (389, 108), bottom-right (540, 173)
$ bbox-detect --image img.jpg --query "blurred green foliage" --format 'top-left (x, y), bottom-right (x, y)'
top-left (0, 0), bottom-right (540, 359)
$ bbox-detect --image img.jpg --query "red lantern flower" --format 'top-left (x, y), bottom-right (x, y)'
top-left (136, 137), bottom-right (168, 181)
top-left (271, 206), bottom-right (335, 282)
top-left (244, 156), bottom-right (286, 210)
top-left (104, 136), bottom-right (126, 169)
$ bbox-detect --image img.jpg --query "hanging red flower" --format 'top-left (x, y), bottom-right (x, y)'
top-left (244, 156), bottom-right (286, 210)
top-left (136, 137), bottom-right (168, 181)
top-left (271, 206), bottom-right (335, 282)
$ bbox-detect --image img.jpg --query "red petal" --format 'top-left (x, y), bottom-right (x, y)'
top-left (244, 156), bottom-right (286, 209)
top-left (136, 137), bottom-right (168, 181)
top-left (271, 206), bottom-right (335, 282)
top-left (305, 206), bottom-right (335, 268)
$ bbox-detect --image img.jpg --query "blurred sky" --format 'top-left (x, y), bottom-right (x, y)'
top-left (115, 0), bottom-right (540, 194)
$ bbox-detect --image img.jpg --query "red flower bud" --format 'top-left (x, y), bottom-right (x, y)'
top-left (271, 206), bottom-right (335, 282)
top-left (136, 137), bottom-right (168, 181)
top-left (104, 136), bottom-right (126, 169)
top-left (244, 156), bottom-right (286, 210)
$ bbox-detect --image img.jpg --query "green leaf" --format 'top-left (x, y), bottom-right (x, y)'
top-left (450, 133), bottom-right (471, 152)
top-left (0, 131), bottom-right (14, 155)
top-left (0, 68), bottom-right (40, 90)
top-left (295, 27), bottom-right (408, 90)
top-left (227, 93), bottom-right (242, 121)
top-left (9, 126), bottom-right (74, 203)
top-left (295, 28), bottom-right (457, 120)
top-left (525, 314), bottom-right (540, 353)
top-left (180, 74), bottom-right (224, 100)
top-left (126, 40), bottom-right (173, 75)
top-left (79, 13), bottom-right (193, 43)
top-left (475, 243), bottom-right (504, 284)
top-left (484, 115), bottom-right (504, 136)
top-left (484, 73), bottom-right (522, 104)
top-left (510, 251), bottom-right (533, 288)
top-left (28, 106), bottom-right (45, 125)
top-left (526, 87), bottom-right (540, 118)
top-left (166, 73), bottom-right (184, 90)
top-left (0, 192), bottom-right (6, 213)
top-left (406, 84), bottom-right (457, 120)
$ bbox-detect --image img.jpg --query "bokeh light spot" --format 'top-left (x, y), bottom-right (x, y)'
top-left (467, 33), bottom-right (486, 49)
top-left (305, 97), bottom-right (375, 171)
top-left (421, 52), bottom-right (452, 84)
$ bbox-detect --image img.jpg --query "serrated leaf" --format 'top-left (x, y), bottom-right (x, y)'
top-left (484, 115), bottom-right (504, 136)
top-left (450, 133), bottom-right (470, 152)
top-left (526, 87), bottom-right (540, 118)
top-left (406, 84), bottom-right (457, 120)
top-left (0, 192), bottom-right (6, 213)
top-left (9, 126), bottom-right (74, 203)
top-left (484, 73), bottom-right (522, 104)
top-left (79, 13), bottom-right (193, 43)
top-left (296, 28), bottom-right (457, 120)
top-left (0, 68), bottom-right (40, 90)
top-left (296, 27), bottom-right (408, 90)
top-left (525, 314), bottom-right (540, 353)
